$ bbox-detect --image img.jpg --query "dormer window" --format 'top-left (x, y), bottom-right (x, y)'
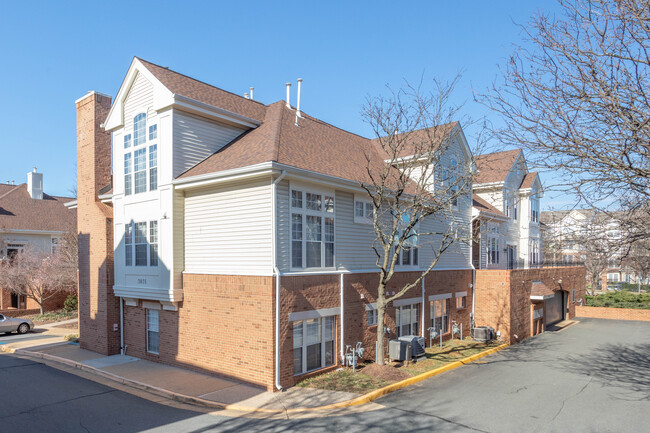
top-left (133, 113), bottom-right (146, 146)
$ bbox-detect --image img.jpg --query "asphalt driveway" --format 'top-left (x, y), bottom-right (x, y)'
top-left (377, 317), bottom-right (650, 432)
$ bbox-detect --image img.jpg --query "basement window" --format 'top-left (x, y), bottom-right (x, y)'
top-left (293, 316), bottom-right (335, 375)
top-left (146, 309), bottom-right (159, 354)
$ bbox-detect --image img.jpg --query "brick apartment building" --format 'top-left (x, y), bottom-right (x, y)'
top-left (0, 171), bottom-right (76, 314)
top-left (76, 58), bottom-right (583, 391)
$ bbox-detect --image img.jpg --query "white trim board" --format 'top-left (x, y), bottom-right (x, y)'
top-left (289, 307), bottom-right (341, 322)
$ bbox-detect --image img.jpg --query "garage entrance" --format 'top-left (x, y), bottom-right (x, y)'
top-left (544, 291), bottom-right (565, 328)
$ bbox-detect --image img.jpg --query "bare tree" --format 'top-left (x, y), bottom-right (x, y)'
top-left (482, 0), bottom-right (650, 243)
top-left (0, 245), bottom-right (76, 314)
top-left (622, 240), bottom-right (650, 292)
top-left (361, 77), bottom-right (474, 365)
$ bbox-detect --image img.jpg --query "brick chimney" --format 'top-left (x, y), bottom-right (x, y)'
top-left (76, 91), bottom-right (120, 356)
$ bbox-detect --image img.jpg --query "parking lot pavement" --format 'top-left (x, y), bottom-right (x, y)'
top-left (377, 317), bottom-right (650, 433)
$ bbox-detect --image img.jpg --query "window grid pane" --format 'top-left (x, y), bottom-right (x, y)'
top-left (355, 201), bottom-right (364, 217)
top-left (124, 153), bottom-right (132, 196)
top-left (124, 134), bottom-right (132, 149)
top-left (149, 221), bottom-right (158, 266)
top-left (134, 148), bottom-right (147, 194)
top-left (134, 113), bottom-right (146, 146)
top-left (291, 190), bottom-right (303, 208)
top-left (149, 144), bottom-right (158, 191)
top-left (148, 124), bottom-right (157, 140)
top-left (125, 224), bottom-right (132, 266)
top-left (306, 193), bottom-right (321, 211)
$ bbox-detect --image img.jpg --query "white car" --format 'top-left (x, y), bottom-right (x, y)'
top-left (0, 313), bottom-right (34, 334)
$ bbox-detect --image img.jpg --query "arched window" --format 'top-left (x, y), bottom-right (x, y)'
top-left (133, 113), bottom-right (146, 146)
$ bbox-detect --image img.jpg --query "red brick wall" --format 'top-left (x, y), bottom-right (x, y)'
top-left (575, 305), bottom-right (650, 321)
top-left (124, 274), bottom-right (275, 390)
top-left (279, 270), bottom-right (473, 388)
top-left (0, 288), bottom-right (66, 313)
top-left (76, 92), bottom-right (120, 356)
top-left (476, 267), bottom-right (586, 344)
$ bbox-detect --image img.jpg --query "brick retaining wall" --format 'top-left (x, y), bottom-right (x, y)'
top-left (576, 305), bottom-right (650, 321)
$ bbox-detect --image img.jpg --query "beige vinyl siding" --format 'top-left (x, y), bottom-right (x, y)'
top-left (184, 178), bottom-right (273, 275)
top-left (172, 111), bottom-right (247, 178)
top-left (276, 179), bottom-right (290, 271)
top-left (123, 72), bottom-right (156, 134)
top-left (173, 189), bottom-right (185, 291)
top-left (334, 190), bottom-right (377, 270)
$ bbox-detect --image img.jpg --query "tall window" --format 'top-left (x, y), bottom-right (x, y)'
top-left (529, 240), bottom-right (540, 265)
top-left (293, 316), bottom-right (335, 375)
top-left (149, 221), bottom-right (158, 266)
top-left (531, 196), bottom-right (540, 223)
top-left (146, 309), bottom-right (159, 354)
top-left (291, 189), bottom-right (335, 269)
top-left (133, 113), bottom-right (146, 147)
top-left (148, 124), bottom-right (157, 140)
top-left (125, 224), bottom-right (133, 266)
top-left (124, 221), bottom-right (158, 267)
top-left (396, 303), bottom-right (420, 337)
top-left (488, 236), bottom-right (499, 265)
top-left (124, 153), bottom-right (132, 196)
top-left (124, 134), bottom-right (132, 149)
top-left (134, 148), bottom-right (147, 194)
top-left (431, 298), bottom-right (450, 334)
top-left (395, 212), bottom-right (419, 267)
top-left (149, 144), bottom-right (158, 191)
top-left (449, 158), bottom-right (459, 206)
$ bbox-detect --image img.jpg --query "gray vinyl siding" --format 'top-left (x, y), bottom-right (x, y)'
top-left (172, 111), bottom-right (247, 178)
top-left (184, 178), bottom-right (273, 275)
top-left (276, 179), bottom-right (290, 271)
top-left (334, 191), bottom-right (378, 270)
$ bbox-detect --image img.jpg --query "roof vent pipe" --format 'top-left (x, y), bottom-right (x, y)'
top-left (285, 83), bottom-right (291, 108)
top-left (296, 78), bottom-right (303, 118)
top-left (249, 87), bottom-right (254, 100)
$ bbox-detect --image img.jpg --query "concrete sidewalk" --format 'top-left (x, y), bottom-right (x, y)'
top-left (0, 332), bottom-right (370, 415)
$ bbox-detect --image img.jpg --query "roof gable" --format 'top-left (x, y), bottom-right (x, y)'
top-left (474, 149), bottom-right (522, 184)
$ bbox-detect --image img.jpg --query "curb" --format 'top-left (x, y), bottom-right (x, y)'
top-left (1, 342), bottom-right (509, 414)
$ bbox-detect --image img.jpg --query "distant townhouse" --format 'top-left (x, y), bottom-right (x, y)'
top-left (77, 58), bottom-right (478, 391)
top-left (472, 149), bottom-right (543, 270)
top-left (541, 209), bottom-right (642, 289)
top-left (0, 169), bottom-right (75, 312)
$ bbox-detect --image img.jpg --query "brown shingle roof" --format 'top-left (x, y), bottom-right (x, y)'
top-left (0, 184), bottom-right (76, 232)
top-left (370, 122), bottom-right (459, 160)
top-left (472, 194), bottom-right (505, 217)
top-left (180, 102), bottom-right (391, 185)
top-left (520, 172), bottom-right (538, 189)
top-left (474, 149), bottom-right (521, 184)
top-left (137, 58), bottom-right (267, 123)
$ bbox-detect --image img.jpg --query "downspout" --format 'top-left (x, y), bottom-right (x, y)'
top-left (272, 170), bottom-right (287, 391)
top-left (119, 297), bottom-right (125, 355)
top-left (340, 272), bottom-right (345, 363)
top-left (421, 276), bottom-right (426, 338)
top-left (470, 215), bottom-right (479, 333)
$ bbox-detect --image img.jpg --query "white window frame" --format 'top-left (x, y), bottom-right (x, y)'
top-left (531, 194), bottom-right (540, 223)
top-left (354, 195), bottom-right (374, 224)
top-left (148, 124), bottom-right (157, 140)
top-left (133, 113), bottom-right (147, 147)
top-left (134, 148), bottom-right (147, 194)
top-left (455, 292), bottom-right (467, 309)
top-left (430, 297), bottom-right (450, 334)
top-left (149, 144), bottom-right (158, 191)
top-left (290, 186), bottom-right (335, 270)
top-left (293, 316), bottom-right (336, 375)
top-left (488, 235), bottom-right (499, 265)
top-left (394, 213), bottom-right (419, 269)
top-left (146, 308), bottom-right (159, 354)
top-left (124, 153), bottom-right (133, 196)
top-left (395, 300), bottom-right (421, 337)
top-left (124, 221), bottom-right (159, 267)
top-left (365, 303), bottom-right (378, 326)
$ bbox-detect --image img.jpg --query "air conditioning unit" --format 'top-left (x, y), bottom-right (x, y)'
top-left (473, 326), bottom-right (495, 343)
top-left (388, 339), bottom-right (411, 362)
top-left (398, 335), bottom-right (426, 359)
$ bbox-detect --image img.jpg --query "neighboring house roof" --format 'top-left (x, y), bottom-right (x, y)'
top-left (474, 149), bottom-right (521, 184)
top-left (370, 122), bottom-right (459, 160)
top-left (0, 184), bottom-right (76, 232)
top-left (472, 195), bottom-right (506, 218)
top-left (540, 209), bottom-right (595, 225)
top-left (137, 58), bottom-right (267, 123)
top-left (179, 101), bottom-right (398, 185)
top-left (520, 172), bottom-right (538, 189)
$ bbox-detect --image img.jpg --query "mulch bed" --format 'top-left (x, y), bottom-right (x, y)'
top-left (360, 362), bottom-right (411, 382)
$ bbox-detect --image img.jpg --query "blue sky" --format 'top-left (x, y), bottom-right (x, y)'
top-left (0, 1), bottom-right (566, 206)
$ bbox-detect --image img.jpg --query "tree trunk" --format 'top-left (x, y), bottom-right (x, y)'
top-left (376, 286), bottom-right (387, 365)
top-left (38, 295), bottom-right (43, 315)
